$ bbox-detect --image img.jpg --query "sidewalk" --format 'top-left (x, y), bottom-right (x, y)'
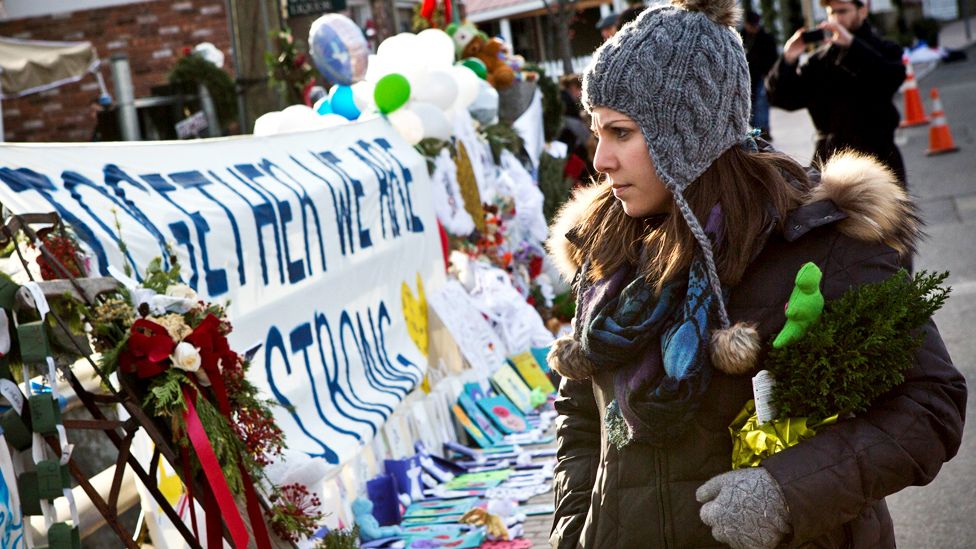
top-left (939, 15), bottom-right (976, 50)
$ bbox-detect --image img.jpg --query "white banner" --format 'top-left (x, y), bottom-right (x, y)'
top-left (0, 118), bottom-right (444, 466)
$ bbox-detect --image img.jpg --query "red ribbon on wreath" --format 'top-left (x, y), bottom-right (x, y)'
top-left (118, 314), bottom-right (273, 548)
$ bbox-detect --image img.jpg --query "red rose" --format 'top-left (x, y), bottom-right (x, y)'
top-left (119, 319), bottom-right (175, 378)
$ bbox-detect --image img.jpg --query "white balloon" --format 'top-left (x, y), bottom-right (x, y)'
top-left (417, 28), bottom-right (456, 69)
top-left (410, 101), bottom-right (453, 141)
top-left (378, 33), bottom-right (419, 65)
top-left (351, 80), bottom-right (376, 112)
top-left (364, 53), bottom-right (391, 82)
top-left (278, 104), bottom-right (321, 133)
top-left (412, 70), bottom-right (458, 111)
top-left (253, 111), bottom-right (283, 136)
top-left (388, 108), bottom-right (424, 145)
top-left (404, 69), bottom-right (430, 102)
top-left (450, 65), bottom-right (480, 110)
top-left (319, 113), bottom-right (349, 128)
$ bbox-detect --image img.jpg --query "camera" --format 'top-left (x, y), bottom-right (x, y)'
top-left (801, 28), bottom-right (827, 43)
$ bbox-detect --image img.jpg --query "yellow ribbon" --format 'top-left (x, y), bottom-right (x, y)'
top-left (729, 400), bottom-right (838, 469)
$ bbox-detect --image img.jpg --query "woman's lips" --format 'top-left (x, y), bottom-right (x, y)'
top-left (612, 184), bottom-right (632, 197)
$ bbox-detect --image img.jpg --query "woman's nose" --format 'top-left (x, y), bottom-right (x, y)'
top-left (592, 141), bottom-right (616, 174)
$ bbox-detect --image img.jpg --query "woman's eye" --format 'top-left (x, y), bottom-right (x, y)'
top-left (614, 128), bottom-right (630, 139)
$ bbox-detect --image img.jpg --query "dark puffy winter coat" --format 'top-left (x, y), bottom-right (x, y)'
top-left (546, 153), bottom-right (966, 548)
top-left (765, 22), bottom-right (907, 183)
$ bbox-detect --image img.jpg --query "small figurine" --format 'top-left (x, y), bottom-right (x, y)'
top-left (352, 497), bottom-right (401, 541)
top-left (772, 262), bottom-right (825, 349)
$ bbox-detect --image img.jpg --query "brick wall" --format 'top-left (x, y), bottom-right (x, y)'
top-left (0, 0), bottom-right (232, 142)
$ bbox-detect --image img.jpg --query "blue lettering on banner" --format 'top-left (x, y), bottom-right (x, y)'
top-left (260, 160), bottom-right (327, 277)
top-left (338, 310), bottom-right (394, 414)
top-left (353, 310), bottom-right (409, 398)
top-left (101, 165), bottom-right (173, 272)
top-left (169, 170), bottom-right (247, 288)
top-left (351, 138), bottom-right (424, 241)
top-left (264, 326), bottom-right (339, 462)
top-left (61, 170), bottom-right (146, 279)
top-left (374, 138), bottom-right (424, 234)
top-left (139, 172), bottom-right (228, 296)
top-left (0, 168), bottom-right (111, 277)
top-left (223, 166), bottom-right (285, 286)
top-left (234, 164), bottom-right (305, 284)
top-left (314, 311), bottom-right (382, 436)
top-left (373, 303), bottom-right (423, 386)
top-left (302, 151), bottom-right (372, 256)
top-left (288, 322), bottom-right (362, 441)
top-left (362, 308), bottom-right (418, 391)
top-left (262, 299), bottom-right (421, 452)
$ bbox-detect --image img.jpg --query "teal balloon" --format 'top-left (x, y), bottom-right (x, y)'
top-left (374, 73), bottom-right (411, 114)
top-left (460, 58), bottom-right (488, 80)
top-left (330, 85), bottom-right (360, 120)
top-left (314, 97), bottom-right (333, 115)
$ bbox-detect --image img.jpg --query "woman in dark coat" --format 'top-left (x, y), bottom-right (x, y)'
top-left (544, 1), bottom-right (966, 548)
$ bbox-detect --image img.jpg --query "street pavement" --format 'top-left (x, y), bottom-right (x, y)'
top-left (770, 44), bottom-right (976, 548)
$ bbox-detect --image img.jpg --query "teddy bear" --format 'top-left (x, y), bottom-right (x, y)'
top-left (447, 22), bottom-right (516, 90)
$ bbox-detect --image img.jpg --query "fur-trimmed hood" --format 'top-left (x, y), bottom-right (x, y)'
top-left (545, 151), bottom-right (922, 282)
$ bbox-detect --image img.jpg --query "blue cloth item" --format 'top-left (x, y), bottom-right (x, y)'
top-left (584, 255), bottom-right (718, 448)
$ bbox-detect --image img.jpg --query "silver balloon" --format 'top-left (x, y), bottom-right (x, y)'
top-left (468, 79), bottom-right (499, 126)
top-left (308, 14), bottom-right (369, 86)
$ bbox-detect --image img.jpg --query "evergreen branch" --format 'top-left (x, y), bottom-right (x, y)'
top-left (767, 270), bottom-right (950, 420)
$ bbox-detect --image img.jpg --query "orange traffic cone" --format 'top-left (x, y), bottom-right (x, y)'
top-left (926, 88), bottom-right (959, 156)
top-left (900, 57), bottom-right (929, 127)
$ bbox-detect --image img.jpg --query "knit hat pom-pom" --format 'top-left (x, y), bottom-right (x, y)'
top-left (710, 322), bottom-right (761, 375)
top-left (548, 335), bottom-right (598, 380)
top-left (672, 0), bottom-right (742, 27)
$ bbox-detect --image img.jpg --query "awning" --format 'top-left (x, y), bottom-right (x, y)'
top-left (0, 36), bottom-right (99, 98)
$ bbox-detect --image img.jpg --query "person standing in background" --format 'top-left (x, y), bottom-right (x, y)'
top-left (765, 0), bottom-right (907, 185)
top-left (741, 10), bottom-right (778, 140)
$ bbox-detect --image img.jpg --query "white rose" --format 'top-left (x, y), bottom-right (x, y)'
top-left (165, 284), bottom-right (197, 301)
top-left (170, 342), bottom-right (202, 373)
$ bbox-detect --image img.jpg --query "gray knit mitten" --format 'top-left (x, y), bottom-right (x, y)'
top-left (696, 467), bottom-right (792, 549)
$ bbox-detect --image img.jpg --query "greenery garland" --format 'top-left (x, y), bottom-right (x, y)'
top-left (766, 270), bottom-right (950, 420)
top-left (168, 53), bottom-right (238, 127)
top-left (481, 123), bottom-right (524, 165)
top-left (538, 152), bottom-right (572, 225)
top-left (525, 64), bottom-right (565, 143)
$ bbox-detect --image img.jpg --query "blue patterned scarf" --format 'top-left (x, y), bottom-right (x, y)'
top-left (580, 256), bottom-right (718, 448)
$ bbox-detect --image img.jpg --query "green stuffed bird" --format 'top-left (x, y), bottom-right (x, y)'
top-left (772, 262), bottom-right (825, 349)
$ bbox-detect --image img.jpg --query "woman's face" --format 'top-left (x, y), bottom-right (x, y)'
top-left (591, 107), bottom-right (672, 218)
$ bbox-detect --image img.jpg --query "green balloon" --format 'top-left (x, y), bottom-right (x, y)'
top-left (459, 57), bottom-right (488, 80)
top-left (374, 73), bottom-right (411, 114)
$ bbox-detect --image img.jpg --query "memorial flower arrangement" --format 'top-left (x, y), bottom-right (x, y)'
top-left (87, 254), bottom-right (323, 544)
top-left (730, 265), bottom-right (950, 468)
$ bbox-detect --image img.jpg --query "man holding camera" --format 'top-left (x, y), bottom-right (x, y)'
top-left (766, 0), bottom-right (907, 185)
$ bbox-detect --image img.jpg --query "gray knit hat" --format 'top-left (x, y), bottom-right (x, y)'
top-left (582, 0), bottom-right (759, 373)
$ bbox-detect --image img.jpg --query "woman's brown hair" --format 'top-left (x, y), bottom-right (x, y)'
top-left (575, 145), bottom-right (809, 291)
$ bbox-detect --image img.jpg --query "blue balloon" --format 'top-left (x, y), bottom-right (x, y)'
top-left (309, 14), bottom-right (369, 86)
top-left (314, 97), bottom-right (333, 115)
top-left (330, 85), bottom-right (360, 120)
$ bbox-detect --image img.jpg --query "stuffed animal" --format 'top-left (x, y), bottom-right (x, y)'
top-left (447, 23), bottom-right (516, 89)
top-left (352, 498), bottom-right (401, 541)
top-left (480, 37), bottom-right (515, 89)
top-left (772, 262), bottom-right (824, 349)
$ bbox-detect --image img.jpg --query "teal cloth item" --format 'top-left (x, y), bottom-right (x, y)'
top-left (582, 255), bottom-right (719, 447)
